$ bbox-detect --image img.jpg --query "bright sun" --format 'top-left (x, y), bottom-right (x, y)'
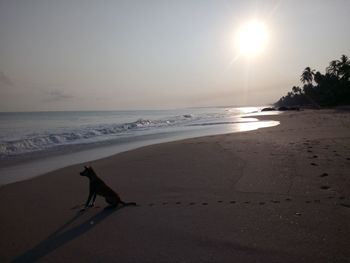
top-left (235, 20), bottom-right (268, 57)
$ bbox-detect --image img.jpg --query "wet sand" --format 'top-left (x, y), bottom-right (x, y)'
top-left (0, 110), bottom-right (349, 262)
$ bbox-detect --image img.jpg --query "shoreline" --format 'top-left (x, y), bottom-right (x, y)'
top-left (0, 114), bottom-right (279, 186)
top-left (0, 109), bottom-right (349, 262)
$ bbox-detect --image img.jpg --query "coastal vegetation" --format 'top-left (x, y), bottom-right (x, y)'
top-left (275, 55), bottom-right (350, 108)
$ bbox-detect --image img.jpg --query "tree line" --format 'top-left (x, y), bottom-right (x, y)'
top-left (275, 55), bottom-right (350, 108)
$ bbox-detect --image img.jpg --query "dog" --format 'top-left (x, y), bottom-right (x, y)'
top-left (79, 166), bottom-right (136, 211)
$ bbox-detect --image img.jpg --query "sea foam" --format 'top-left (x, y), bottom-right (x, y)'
top-left (0, 107), bottom-right (264, 157)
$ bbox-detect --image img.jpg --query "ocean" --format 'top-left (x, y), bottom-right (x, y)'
top-left (0, 107), bottom-right (279, 185)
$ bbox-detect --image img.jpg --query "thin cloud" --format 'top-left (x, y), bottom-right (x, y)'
top-left (44, 89), bottom-right (74, 102)
top-left (0, 72), bottom-right (14, 88)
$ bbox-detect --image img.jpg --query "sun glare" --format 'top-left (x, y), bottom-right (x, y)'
top-left (235, 20), bottom-right (268, 57)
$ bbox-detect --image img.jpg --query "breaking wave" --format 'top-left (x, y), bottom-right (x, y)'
top-left (0, 115), bottom-right (199, 156)
top-left (0, 107), bottom-right (270, 157)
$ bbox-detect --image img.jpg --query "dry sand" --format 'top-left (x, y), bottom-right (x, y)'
top-left (0, 110), bottom-right (349, 263)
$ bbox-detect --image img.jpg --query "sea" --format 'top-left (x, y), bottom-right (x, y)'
top-left (0, 106), bottom-right (279, 185)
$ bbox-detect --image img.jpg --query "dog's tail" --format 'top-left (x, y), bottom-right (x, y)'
top-left (121, 201), bottom-right (137, 206)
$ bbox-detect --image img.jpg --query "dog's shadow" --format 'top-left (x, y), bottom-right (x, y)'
top-left (11, 207), bottom-right (121, 263)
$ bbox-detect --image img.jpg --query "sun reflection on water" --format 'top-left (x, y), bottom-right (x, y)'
top-left (235, 120), bottom-right (280, 132)
top-left (226, 106), bottom-right (280, 132)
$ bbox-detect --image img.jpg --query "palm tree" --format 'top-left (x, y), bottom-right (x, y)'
top-left (313, 71), bottom-right (324, 85)
top-left (276, 55), bottom-right (349, 108)
top-left (292, 86), bottom-right (302, 95)
top-left (302, 83), bottom-right (321, 109)
top-left (300, 67), bottom-right (315, 84)
top-left (338, 55), bottom-right (350, 80)
top-left (326, 60), bottom-right (340, 77)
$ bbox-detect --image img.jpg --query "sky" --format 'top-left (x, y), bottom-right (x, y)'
top-left (0, 0), bottom-right (349, 111)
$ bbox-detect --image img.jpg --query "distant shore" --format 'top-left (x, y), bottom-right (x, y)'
top-left (0, 109), bottom-right (349, 262)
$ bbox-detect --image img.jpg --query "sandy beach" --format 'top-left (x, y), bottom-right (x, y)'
top-left (0, 109), bottom-right (349, 263)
